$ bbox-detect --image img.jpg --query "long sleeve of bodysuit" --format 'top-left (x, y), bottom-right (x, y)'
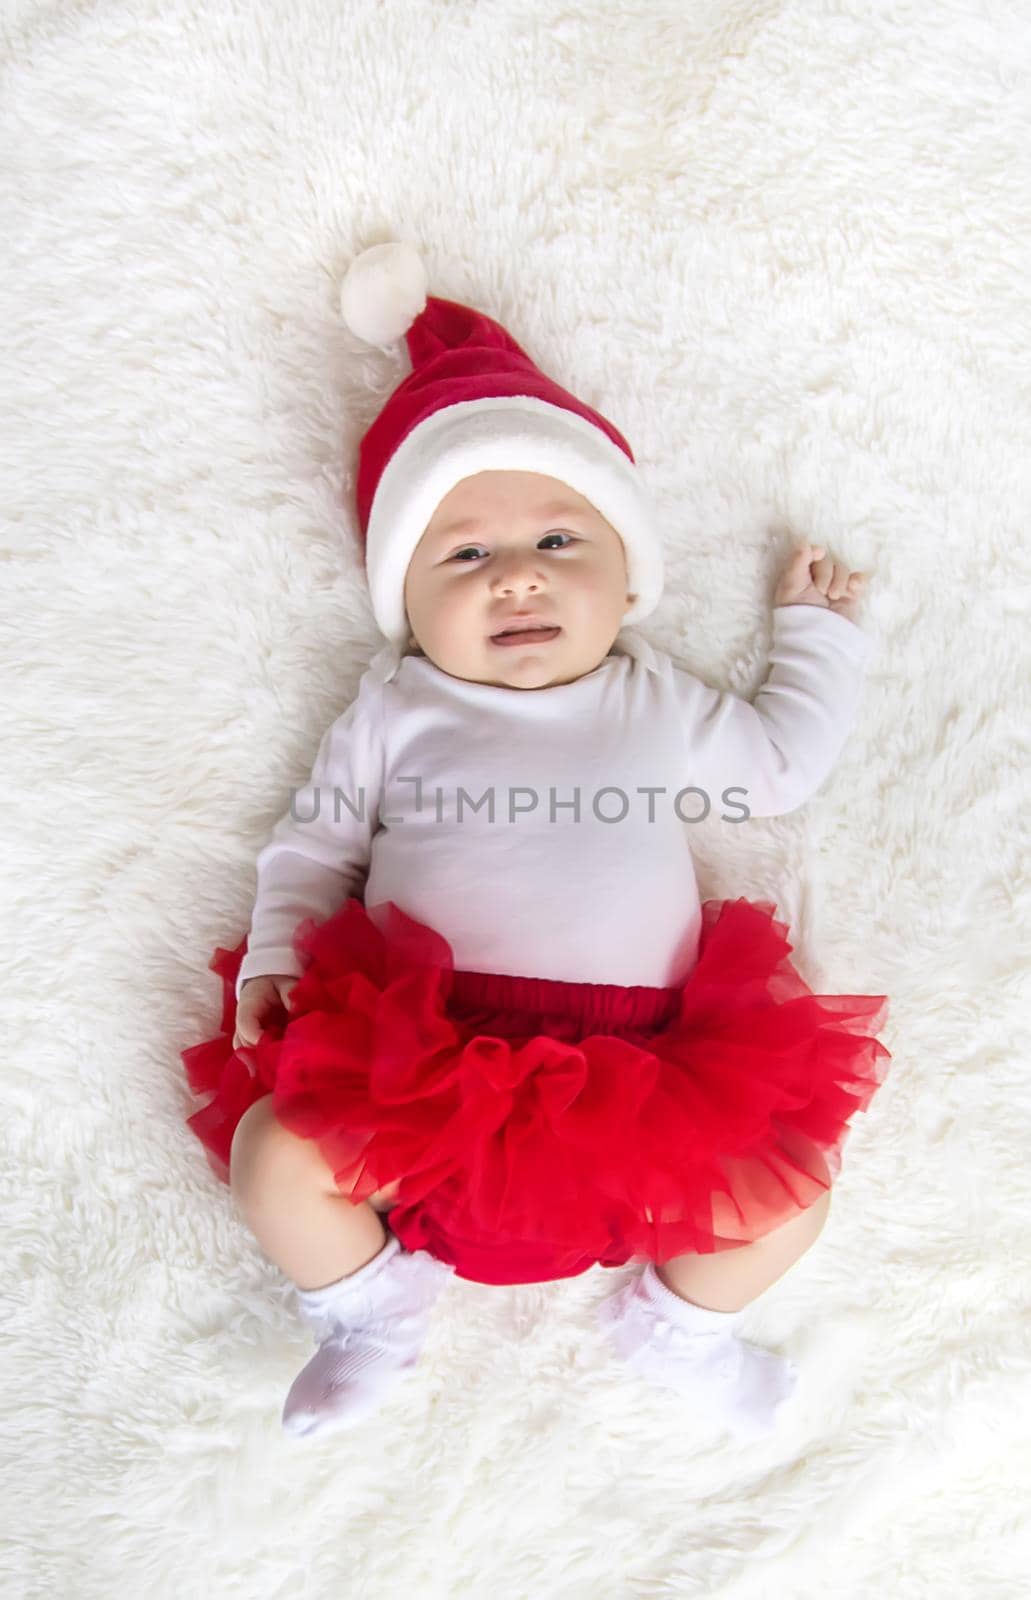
top-left (234, 673), bottom-right (386, 999)
top-left (672, 604), bottom-right (873, 820)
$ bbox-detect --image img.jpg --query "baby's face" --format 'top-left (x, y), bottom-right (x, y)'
top-left (403, 471), bottom-right (636, 689)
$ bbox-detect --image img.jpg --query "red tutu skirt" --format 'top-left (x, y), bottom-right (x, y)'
top-left (181, 896), bottom-right (891, 1286)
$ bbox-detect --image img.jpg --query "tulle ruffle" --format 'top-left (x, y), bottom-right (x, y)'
top-left (181, 896), bottom-right (891, 1283)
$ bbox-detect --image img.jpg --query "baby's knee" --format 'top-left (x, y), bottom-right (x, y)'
top-left (229, 1097), bottom-right (326, 1201)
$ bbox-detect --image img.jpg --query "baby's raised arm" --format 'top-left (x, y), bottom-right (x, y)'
top-left (669, 563), bottom-right (873, 819)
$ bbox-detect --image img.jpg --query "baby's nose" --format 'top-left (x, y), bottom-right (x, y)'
top-left (493, 551), bottom-right (542, 585)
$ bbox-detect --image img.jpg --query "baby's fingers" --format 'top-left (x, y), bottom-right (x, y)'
top-left (780, 540), bottom-right (821, 589)
top-left (823, 559), bottom-right (855, 600)
top-left (232, 1028), bottom-right (260, 1078)
top-left (790, 539), bottom-right (821, 572)
top-left (813, 554), bottom-right (865, 601)
top-left (233, 1012), bottom-right (262, 1052)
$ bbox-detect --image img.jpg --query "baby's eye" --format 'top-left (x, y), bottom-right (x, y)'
top-left (450, 532), bottom-right (575, 562)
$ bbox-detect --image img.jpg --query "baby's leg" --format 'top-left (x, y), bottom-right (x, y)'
top-left (229, 1097), bottom-right (388, 1291)
top-left (657, 1187), bottom-right (833, 1311)
top-left (230, 1098), bottom-right (453, 1440)
top-left (598, 1191), bottom-right (833, 1436)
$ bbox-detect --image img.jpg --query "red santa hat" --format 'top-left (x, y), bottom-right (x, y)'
top-left (338, 242), bottom-right (664, 676)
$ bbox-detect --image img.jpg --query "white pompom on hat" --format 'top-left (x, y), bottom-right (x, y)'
top-left (338, 241), bottom-right (664, 681)
top-left (339, 240), bottom-right (429, 348)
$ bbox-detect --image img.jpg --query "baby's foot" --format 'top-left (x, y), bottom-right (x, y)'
top-left (283, 1237), bottom-right (455, 1440)
top-left (281, 1321), bottom-right (424, 1438)
top-left (596, 1264), bottom-right (798, 1438)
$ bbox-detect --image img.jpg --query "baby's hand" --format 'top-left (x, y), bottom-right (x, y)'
top-left (773, 539), bottom-right (869, 625)
top-left (233, 974), bottom-right (297, 1073)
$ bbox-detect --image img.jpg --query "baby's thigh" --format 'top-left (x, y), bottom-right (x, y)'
top-left (229, 1098), bottom-right (399, 1210)
top-left (229, 1096), bottom-right (328, 1196)
top-left (232, 1100), bottom-right (400, 1209)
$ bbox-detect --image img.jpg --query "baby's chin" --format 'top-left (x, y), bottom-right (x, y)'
top-left (403, 630), bottom-right (618, 685)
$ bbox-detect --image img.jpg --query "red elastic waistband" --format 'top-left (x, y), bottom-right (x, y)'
top-left (446, 966), bottom-right (680, 1032)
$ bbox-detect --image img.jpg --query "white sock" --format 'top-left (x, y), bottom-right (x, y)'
top-left (598, 1262), bottom-right (799, 1438)
top-left (283, 1236), bottom-right (454, 1439)
top-left (294, 1234), bottom-right (403, 1337)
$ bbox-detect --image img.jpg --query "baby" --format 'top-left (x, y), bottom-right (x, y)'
top-left (181, 243), bottom-right (889, 1444)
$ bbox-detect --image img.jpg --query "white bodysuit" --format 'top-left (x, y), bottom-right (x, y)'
top-left (235, 605), bottom-right (871, 1001)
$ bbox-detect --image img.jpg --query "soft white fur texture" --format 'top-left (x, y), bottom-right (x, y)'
top-left (3, 2), bottom-right (1030, 1596)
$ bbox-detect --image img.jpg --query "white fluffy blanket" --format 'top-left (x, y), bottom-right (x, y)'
top-left (3, 1), bottom-right (1029, 1595)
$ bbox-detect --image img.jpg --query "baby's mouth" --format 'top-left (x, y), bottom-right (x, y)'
top-left (489, 625), bottom-right (562, 646)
